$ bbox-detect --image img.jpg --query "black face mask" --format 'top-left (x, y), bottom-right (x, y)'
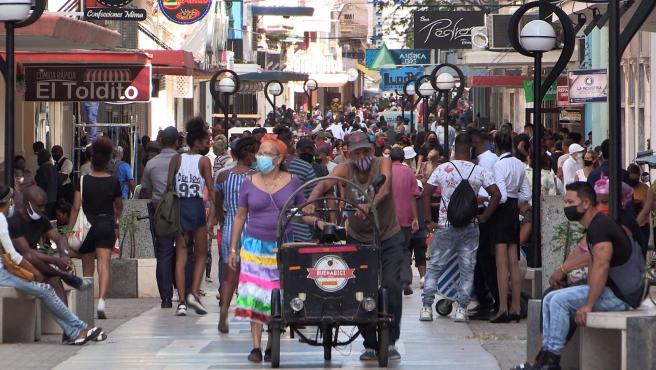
top-left (199, 147), bottom-right (210, 156)
top-left (628, 178), bottom-right (640, 186)
top-left (299, 152), bottom-right (314, 164)
top-left (564, 205), bottom-right (585, 222)
top-left (583, 160), bottom-right (593, 167)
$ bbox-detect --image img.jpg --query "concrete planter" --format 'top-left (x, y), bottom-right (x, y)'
top-left (109, 258), bottom-right (138, 298)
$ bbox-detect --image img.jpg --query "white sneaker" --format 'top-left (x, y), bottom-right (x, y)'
top-left (419, 277), bottom-right (425, 289)
top-left (176, 304), bottom-right (187, 316)
top-left (419, 306), bottom-right (433, 321)
top-left (172, 290), bottom-right (179, 302)
top-left (453, 306), bottom-right (468, 322)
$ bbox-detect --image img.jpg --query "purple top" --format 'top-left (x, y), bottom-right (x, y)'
top-left (238, 176), bottom-right (306, 241)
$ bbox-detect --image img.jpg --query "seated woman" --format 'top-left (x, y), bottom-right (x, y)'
top-left (0, 185), bottom-right (105, 345)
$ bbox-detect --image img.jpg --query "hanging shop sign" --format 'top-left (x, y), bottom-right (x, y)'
top-left (364, 49), bottom-right (430, 68)
top-left (413, 11), bottom-right (485, 49)
top-left (379, 67), bottom-right (423, 91)
top-left (24, 64), bottom-right (152, 102)
top-left (568, 69), bottom-right (607, 103)
top-left (560, 109), bottom-right (583, 124)
top-left (84, 8), bottom-right (147, 21)
top-left (158, 0), bottom-right (212, 25)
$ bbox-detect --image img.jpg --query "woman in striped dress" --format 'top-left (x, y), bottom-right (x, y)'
top-left (228, 135), bottom-right (308, 363)
top-left (214, 136), bottom-right (259, 334)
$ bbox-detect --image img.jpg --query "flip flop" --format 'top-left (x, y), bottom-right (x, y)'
top-left (93, 331), bottom-right (107, 342)
top-left (70, 327), bottom-right (102, 345)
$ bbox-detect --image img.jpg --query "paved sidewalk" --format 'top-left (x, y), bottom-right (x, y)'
top-left (54, 287), bottom-right (503, 369)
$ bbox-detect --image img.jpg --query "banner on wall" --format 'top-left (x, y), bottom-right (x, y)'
top-left (379, 67), bottom-right (423, 91)
top-left (364, 49), bottom-right (430, 68)
top-left (568, 69), bottom-right (608, 103)
top-left (413, 11), bottom-right (485, 49)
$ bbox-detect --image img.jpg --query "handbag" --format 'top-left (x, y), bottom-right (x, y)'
top-left (1, 253), bottom-right (34, 281)
top-left (155, 154), bottom-right (181, 238)
top-left (68, 175), bottom-right (92, 251)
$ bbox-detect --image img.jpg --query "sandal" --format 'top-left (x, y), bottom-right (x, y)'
top-left (70, 327), bottom-right (102, 345)
top-left (93, 331), bottom-right (108, 342)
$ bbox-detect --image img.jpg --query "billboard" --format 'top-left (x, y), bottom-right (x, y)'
top-left (379, 67), bottom-right (423, 91)
top-left (365, 49), bottom-right (430, 68)
top-left (413, 11), bottom-right (485, 49)
top-left (568, 69), bottom-right (608, 103)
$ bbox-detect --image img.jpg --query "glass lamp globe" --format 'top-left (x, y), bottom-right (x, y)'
top-left (269, 83), bottom-right (282, 96)
top-left (404, 83), bottom-right (416, 96)
top-left (306, 79), bottom-right (318, 91)
top-left (520, 20), bottom-right (557, 52)
top-left (217, 77), bottom-right (236, 93)
top-left (418, 81), bottom-right (435, 96)
top-left (435, 73), bottom-right (456, 91)
top-left (0, 0), bottom-right (32, 22)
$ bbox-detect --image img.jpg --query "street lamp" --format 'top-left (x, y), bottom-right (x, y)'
top-left (209, 69), bottom-right (240, 140)
top-left (403, 79), bottom-right (418, 133)
top-left (303, 78), bottom-right (318, 112)
top-left (264, 80), bottom-right (283, 123)
top-left (415, 75), bottom-right (435, 133)
top-left (0, 0), bottom-right (46, 186)
top-left (430, 63), bottom-right (466, 161)
top-left (508, 1), bottom-right (575, 266)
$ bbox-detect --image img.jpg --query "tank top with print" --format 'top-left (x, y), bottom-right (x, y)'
top-left (175, 153), bottom-right (205, 198)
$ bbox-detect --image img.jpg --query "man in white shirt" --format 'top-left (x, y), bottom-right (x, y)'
top-left (420, 133), bottom-right (501, 322)
top-left (562, 143), bottom-right (584, 186)
top-left (326, 121), bottom-right (345, 140)
top-left (433, 120), bottom-right (457, 153)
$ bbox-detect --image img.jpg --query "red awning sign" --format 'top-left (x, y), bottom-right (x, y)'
top-left (24, 64), bottom-right (151, 102)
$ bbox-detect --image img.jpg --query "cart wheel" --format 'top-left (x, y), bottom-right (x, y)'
top-left (436, 299), bottom-right (453, 316)
top-left (270, 324), bottom-right (281, 368)
top-left (378, 323), bottom-right (389, 367)
top-left (323, 326), bottom-right (332, 361)
top-left (271, 288), bottom-right (281, 317)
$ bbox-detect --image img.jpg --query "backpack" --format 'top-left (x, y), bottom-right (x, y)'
top-left (154, 154), bottom-right (181, 237)
top-left (445, 161), bottom-right (478, 228)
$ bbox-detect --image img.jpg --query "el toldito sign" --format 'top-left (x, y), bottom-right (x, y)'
top-left (24, 64), bottom-right (152, 102)
top-left (413, 11), bottom-right (485, 49)
top-left (158, 0), bottom-right (211, 24)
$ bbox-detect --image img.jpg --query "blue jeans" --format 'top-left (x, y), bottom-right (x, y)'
top-left (422, 223), bottom-right (479, 308)
top-left (542, 285), bottom-right (628, 354)
top-left (0, 267), bottom-right (87, 341)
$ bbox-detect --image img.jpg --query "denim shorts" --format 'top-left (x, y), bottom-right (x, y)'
top-left (179, 197), bottom-right (206, 232)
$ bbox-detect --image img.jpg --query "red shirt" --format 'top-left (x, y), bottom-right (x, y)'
top-left (391, 163), bottom-right (421, 227)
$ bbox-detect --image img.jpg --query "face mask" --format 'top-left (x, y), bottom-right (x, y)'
top-left (583, 160), bottom-right (593, 167)
top-left (27, 202), bottom-right (42, 221)
top-left (564, 205), bottom-right (585, 222)
top-left (597, 203), bottom-right (609, 215)
top-left (8, 202), bottom-right (14, 218)
top-left (256, 155), bottom-right (275, 174)
top-left (299, 153), bottom-right (314, 164)
top-left (353, 155), bottom-right (373, 172)
top-left (628, 178), bottom-right (639, 186)
top-left (375, 138), bottom-right (385, 146)
top-left (383, 153), bottom-right (390, 158)
top-left (199, 146), bottom-right (210, 156)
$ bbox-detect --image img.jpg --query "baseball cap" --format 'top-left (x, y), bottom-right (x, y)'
top-left (296, 138), bottom-right (315, 152)
top-left (346, 131), bottom-right (372, 151)
top-left (161, 126), bottom-right (179, 144)
top-left (569, 143), bottom-right (585, 154)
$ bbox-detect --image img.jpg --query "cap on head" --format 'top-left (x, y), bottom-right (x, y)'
top-left (161, 126), bottom-right (179, 146)
top-left (346, 131), bottom-right (372, 151)
top-left (569, 143), bottom-right (585, 155)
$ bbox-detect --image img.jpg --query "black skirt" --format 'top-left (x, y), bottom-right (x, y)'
top-left (491, 197), bottom-right (520, 245)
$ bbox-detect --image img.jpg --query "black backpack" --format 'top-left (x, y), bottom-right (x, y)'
top-left (445, 161), bottom-right (478, 228)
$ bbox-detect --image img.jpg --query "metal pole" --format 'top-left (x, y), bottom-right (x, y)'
top-left (423, 97), bottom-right (429, 133)
top-left (4, 23), bottom-right (15, 187)
top-left (400, 94), bottom-right (405, 121)
top-left (410, 97), bottom-right (415, 132)
top-left (608, 0), bottom-right (621, 223)
top-left (444, 93), bottom-right (450, 161)
top-left (224, 93), bottom-right (229, 139)
top-left (531, 54), bottom-right (543, 266)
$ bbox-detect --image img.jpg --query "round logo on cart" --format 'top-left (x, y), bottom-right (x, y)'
top-left (158, 0), bottom-right (211, 25)
top-left (307, 255), bottom-right (355, 292)
top-left (96, 0), bottom-right (133, 7)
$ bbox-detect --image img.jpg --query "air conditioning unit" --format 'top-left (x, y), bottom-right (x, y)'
top-left (471, 26), bottom-right (489, 50)
top-left (488, 14), bottom-right (538, 51)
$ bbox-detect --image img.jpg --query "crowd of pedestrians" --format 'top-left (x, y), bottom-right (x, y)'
top-left (0, 97), bottom-right (652, 369)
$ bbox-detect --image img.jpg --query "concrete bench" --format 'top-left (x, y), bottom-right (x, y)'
top-left (527, 298), bottom-right (656, 370)
top-left (0, 287), bottom-right (39, 343)
top-left (522, 267), bottom-right (542, 299)
top-left (41, 280), bottom-right (95, 335)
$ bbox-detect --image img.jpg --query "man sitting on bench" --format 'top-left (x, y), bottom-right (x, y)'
top-left (8, 186), bottom-right (90, 304)
top-left (516, 181), bottom-right (645, 370)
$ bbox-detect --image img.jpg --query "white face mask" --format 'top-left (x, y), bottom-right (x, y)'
top-left (8, 201), bottom-right (14, 218)
top-left (27, 202), bottom-right (42, 221)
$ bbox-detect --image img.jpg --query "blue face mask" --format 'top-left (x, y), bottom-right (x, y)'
top-left (256, 155), bottom-right (275, 174)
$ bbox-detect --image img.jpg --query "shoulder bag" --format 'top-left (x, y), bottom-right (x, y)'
top-left (68, 175), bottom-right (91, 251)
top-left (155, 154), bottom-right (182, 237)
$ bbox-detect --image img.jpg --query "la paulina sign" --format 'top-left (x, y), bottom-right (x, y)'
top-left (158, 0), bottom-right (212, 24)
top-left (23, 64), bottom-right (152, 102)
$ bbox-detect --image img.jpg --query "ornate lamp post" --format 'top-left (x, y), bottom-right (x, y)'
top-left (264, 80), bottom-right (283, 121)
top-left (0, 0), bottom-right (46, 186)
top-left (209, 69), bottom-right (240, 140)
top-left (430, 63), bottom-right (466, 161)
top-left (508, 1), bottom-right (575, 265)
top-left (416, 75), bottom-right (435, 133)
top-left (403, 79), bottom-right (418, 133)
top-left (303, 78), bottom-right (318, 112)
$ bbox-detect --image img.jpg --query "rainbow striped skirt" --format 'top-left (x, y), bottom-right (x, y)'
top-left (235, 235), bottom-right (280, 324)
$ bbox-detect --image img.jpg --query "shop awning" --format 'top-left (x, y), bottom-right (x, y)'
top-left (469, 75), bottom-right (568, 88)
top-left (144, 50), bottom-right (195, 76)
top-left (238, 71), bottom-right (309, 82)
top-left (356, 63), bottom-right (380, 82)
top-left (0, 14), bottom-right (120, 51)
top-left (1, 50), bottom-right (150, 65)
top-left (309, 73), bottom-right (349, 88)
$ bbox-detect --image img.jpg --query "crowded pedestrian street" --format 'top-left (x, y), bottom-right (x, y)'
top-left (2, 0), bottom-right (656, 369)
